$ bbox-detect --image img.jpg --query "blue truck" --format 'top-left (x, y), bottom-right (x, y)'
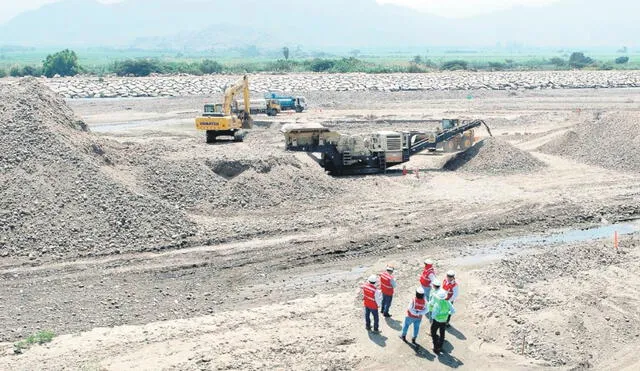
top-left (264, 93), bottom-right (307, 112)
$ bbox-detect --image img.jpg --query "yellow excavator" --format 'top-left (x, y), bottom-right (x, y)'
top-left (195, 75), bottom-right (253, 143)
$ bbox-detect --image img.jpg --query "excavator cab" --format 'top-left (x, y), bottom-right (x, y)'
top-left (202, 104), bottom-right (224, 117)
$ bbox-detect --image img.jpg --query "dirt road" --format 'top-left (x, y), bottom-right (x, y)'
top-left (1, 86), bottom-right (639, 370)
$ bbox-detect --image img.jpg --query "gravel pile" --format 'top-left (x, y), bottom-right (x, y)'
top-left (138, 154), bottom-right (341, 211)
top-left (0, 79), bottom-right (196, 260)
top-left (443, 137), bottom-right (546, 174)
top-left (539, 112), bottom-right (640, 172)
top-left (38, 70), bottom-right (640, 98)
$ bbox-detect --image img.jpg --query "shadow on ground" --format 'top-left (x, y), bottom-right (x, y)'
top-left (367, 331), bottom-right (388, 347)
top-left (447, 325), bottom-right (467, 340)
top-left (384, 317), bottom-right (402, 331)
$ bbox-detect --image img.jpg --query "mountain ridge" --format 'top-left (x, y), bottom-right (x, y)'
top-left (0, 0), bottom-right (637, 48)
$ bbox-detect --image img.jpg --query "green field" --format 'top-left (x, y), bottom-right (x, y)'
top-left (1, 46), bottom-right (638, 76)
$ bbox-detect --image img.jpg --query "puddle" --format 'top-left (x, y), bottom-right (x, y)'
top-left (454, 220), bottom-right (640, 266)
top-left (498, 220), bottom-right (639, 248)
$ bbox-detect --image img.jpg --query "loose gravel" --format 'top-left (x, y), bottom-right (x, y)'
top-left (539, 112), bottom-right (640, 172)
top-left (0, 78), bottom-right (196, 260)
top-left (443, 137), bottom-right (546, 174)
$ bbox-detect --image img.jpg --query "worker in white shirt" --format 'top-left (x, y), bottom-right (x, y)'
top-left (362, 274), bottom-right (383, 332)
top-left (426, 278), bottom-right (442, 319)
top-left (399, 287), bottom-right (429, 344)
top-left (441, 270), bottom-right (459, 326)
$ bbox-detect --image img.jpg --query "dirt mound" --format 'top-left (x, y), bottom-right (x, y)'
top-left (443, 137), bottom-right (546, 174)
top-left (0, 78), bottom-right (195, 260)
top-left (538, 112), bottom-right (640, 172)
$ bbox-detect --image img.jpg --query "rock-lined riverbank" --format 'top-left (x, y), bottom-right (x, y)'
top-left (32, 70), bottom-right (640, 98)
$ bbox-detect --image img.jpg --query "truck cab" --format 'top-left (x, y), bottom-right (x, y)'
top-left (264, 92), bottom-right (307, 112)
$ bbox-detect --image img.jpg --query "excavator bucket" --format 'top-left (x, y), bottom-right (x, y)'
top-left (239, 111), bottom-right (253, 129)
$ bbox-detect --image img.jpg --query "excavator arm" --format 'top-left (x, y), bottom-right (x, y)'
top-left (222, 75), bottom-right (250, 116)
top-left (221, 75), bottom-right (252, 129)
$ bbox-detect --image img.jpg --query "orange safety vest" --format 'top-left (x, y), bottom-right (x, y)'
top-left (407, 297), bottom-right (426, 319)
top-left (442, 278), bottom-right (458, 301)
top-left (420, 265), bottom-right (435, 287)
top-left (362, 283), bottom-right (378, 310)
top-left (380, 272), bottom-right (394, 296)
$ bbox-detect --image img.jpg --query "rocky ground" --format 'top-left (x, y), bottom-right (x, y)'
top-left (1, 77), bottom-right (640, 370)
top-left (23, 70), bottom-right (640, 98)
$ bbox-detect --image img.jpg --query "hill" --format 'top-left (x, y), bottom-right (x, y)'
top-left (0, 0), bottom-right (637, 48)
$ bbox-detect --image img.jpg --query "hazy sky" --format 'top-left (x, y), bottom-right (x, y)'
top-left (1, 0), bottom-right (561, 23)
top-left (377, 0), bottom-right (561, 17)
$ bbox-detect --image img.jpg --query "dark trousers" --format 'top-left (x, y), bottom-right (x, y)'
top-left (381, 294), bottom-right (393, 315)
top-left (431, 320), bottom-right (447, 351)
top-left (365, 307), bottom-right (379, 330)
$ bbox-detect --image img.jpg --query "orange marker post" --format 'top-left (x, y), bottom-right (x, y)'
top-left (614, 231), bottom-right (619, 250)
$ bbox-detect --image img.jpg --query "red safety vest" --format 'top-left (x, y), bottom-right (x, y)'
top-left (362, 283), bottom-right (378, 310)
top-left (442, 278), bottom-right (458, 301)
top-left (380, 272), bottom-right (394, 296)
top-left (420, 265), bottom-right (435, 287)
top-left (407, 297), bottom-right (426, 319)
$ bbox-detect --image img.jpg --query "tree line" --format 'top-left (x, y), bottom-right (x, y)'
top-left (0, 49), bottom-right (632, 78)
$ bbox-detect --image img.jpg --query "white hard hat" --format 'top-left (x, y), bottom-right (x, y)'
top-left (436, 289), bottom-right (447, 300)
top-left (416, 287), bottom-right (425, 294)
top-left (424, 259), bottom-right (433, 265)
top-left (386, 266), bottom-right (394, 272)
top-left (432, 279), bottom-right (442, 287)
top-left (368, 275), bottom-right (377, 283)
top-left (446, 270), bottom-right (456, 277)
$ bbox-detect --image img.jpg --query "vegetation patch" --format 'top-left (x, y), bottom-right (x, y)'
top-left (14, 330), bottom-right (56, 354)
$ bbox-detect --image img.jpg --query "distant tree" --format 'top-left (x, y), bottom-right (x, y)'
top-left (550, 57), bottom-right (566, 66)
top-left (440, 60), bottom-right (468, 71)
top-left (21, 65), bottom-right (42, 76)
top-left (112, 59), bottom-right (163, 77)
top-left (412, 55), bottom-right (423, 65)
top-left (309, 58), bottom-right (335, 72)
top-left (0, 68), bottom-right (6, 78)
top-left (42, 49), bottom-right (80, 77)
top-left (568, 52), bottom-right (593, 69)
top-left (350, 49), bottom-right (361, 58)
top-left (9, 65), bottom-right (22, 77)
top-left (615, 56), bottom-right (629, 64)
top-left (407, 63), bottom-right (425, 73)
top-left (200, 59), bottom-right (223, 74)
top-left (282, 47), bottom-right (290, 60)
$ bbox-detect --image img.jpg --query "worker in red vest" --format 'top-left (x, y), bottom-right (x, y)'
top-left (442, 270), bottom-right (459, 326)
top-left (362, 274), bottom-right (382, 332)
top-left (420, 259), bottom-right (437, 300)
top-left (399, 287), bottom-right (429, 344)
top-left (379, 266), bottom-right (397, 317)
